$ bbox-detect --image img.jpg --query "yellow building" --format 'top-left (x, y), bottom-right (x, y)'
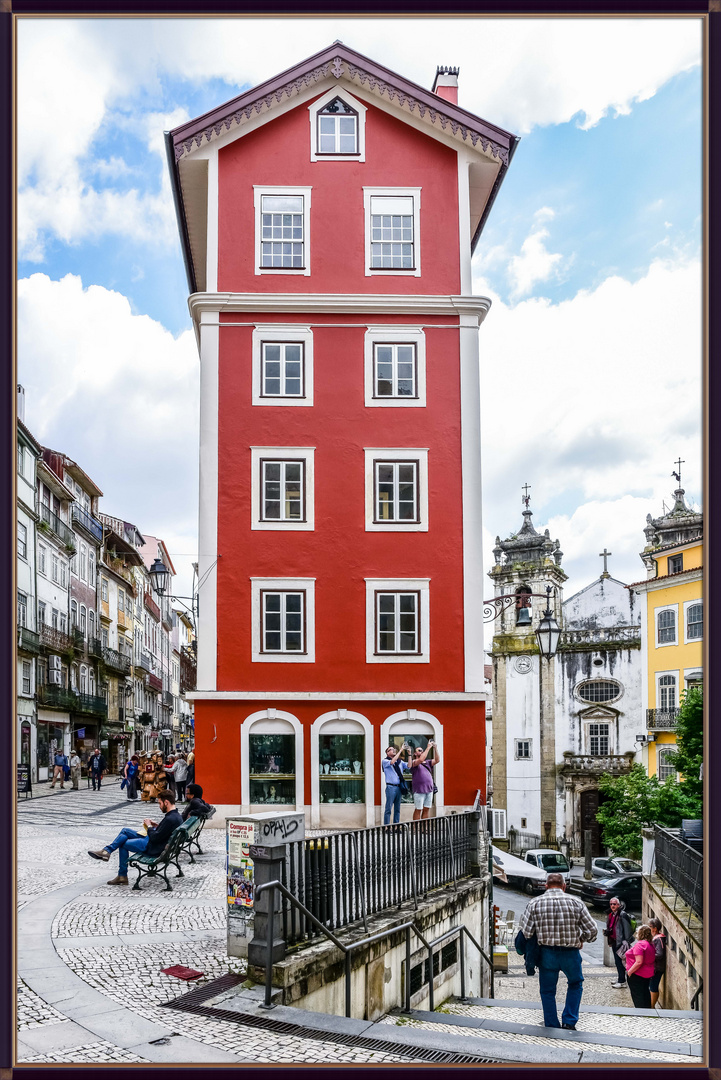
top-left (630, 476), bottom-right (702, 778)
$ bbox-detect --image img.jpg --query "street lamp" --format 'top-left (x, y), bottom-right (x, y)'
top-left (535, 585), bottom-right (561, 660)
top-left (148, 558), bottom-right (171, 597)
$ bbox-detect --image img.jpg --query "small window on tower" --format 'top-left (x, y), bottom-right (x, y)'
top-left (668, 554), bottom-right (683, 575)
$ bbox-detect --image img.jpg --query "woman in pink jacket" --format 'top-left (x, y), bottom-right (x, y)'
top-left (624, 925), bottom-right (656, 1009)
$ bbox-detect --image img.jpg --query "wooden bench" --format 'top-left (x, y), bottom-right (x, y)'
top-left (128, 822), bottom-right (192, 892)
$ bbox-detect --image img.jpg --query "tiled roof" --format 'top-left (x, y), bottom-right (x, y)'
top-left (627, 567), bottom-right (703, 589)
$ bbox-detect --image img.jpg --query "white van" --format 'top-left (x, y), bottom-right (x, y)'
top-left (521, 849), bottom-right (572, 893)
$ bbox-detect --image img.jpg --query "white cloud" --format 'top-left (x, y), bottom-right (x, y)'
top-left (17, 272), bottom-right (200, 598)
top-left (17, 16), bottom-right (701, 257)
top-left (478, 254), bottom-right (702, 601)
top-left (508, 209), bottom-right (565, 297)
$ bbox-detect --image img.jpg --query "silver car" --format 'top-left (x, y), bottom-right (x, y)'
top-left (591, 856), bottom-right (641, 878)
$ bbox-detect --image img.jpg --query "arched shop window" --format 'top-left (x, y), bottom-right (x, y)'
top-left (380, 711), bottom-right (444, 810)
top-left (310, 712), bottom-right (375, 826)
top-left (241, 710), bottom-right (303, 808)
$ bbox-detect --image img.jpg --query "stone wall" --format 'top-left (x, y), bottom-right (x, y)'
top-left (643, 876), bottom-right (702, 1011)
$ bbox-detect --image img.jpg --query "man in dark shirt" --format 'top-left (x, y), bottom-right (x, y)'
top-left (89, 748), bottom-right (107, 791)
top-left (182, 783), bottom-right (211, 822)
top-left (87, 791), bottom-right (182, 885)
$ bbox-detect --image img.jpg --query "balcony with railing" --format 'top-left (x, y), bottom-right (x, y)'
top-left (75, 692), bottom-right (108, 718)
top-left (37, 683), bottom-right (77, 711)
top-left (148, 672), bottom-right (162, 692)
top-left (144, 592), bottom-right (161, 620)
top-left (647, 708), bottom-right (680, 730)
top-left (136, 651), bottom-right (152, 675)
top-left (39, 504), bottom-right (76, 550)
top-left (559, 625), bottom-right (641, 649)
top-left (18, 628), bottom-right (42, 654)
top-left (88, 636), bottom-right (103, 658)
top-left (101, 646), bottom-right (132, 675)
top-left (560, 751), bottom-right (636, 776)
top-left (653, 825), bottom-right (702, 918)
top-left (180, 646), bottom-right (197, 693)
top-left (72, 504), bottom-right (103, 543)
top-left (163, 689), bottom-right (174, 708)
top-left (40, 624), bottom-right (76, 655)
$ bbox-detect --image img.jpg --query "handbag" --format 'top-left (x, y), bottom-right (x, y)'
top-left (615, 941), bottom-right (629, 959)
top-left (432, 783), bottom-right (438, 794)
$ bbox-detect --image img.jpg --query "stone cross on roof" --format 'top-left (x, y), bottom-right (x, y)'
top-left (599, 547), bottom-right (612, 578)
top-left (521, 483), bottom-right (531, 509)
top-left (672, 457), bottom-right (685, 484)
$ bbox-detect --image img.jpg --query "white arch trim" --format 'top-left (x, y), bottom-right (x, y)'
top-left (310, 710), bottom-right (375, 828)
top-left (380, 710), bottom-right (444, 812)
top-left (240, 709), bottom-right (304, 810)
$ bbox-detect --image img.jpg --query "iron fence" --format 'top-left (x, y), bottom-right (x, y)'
top-left (507, 827), bottom-right (561, 854)
top-left (279, 813), bottom-right (475, 947)
top-left (654, 825), bottom-right (703, 918)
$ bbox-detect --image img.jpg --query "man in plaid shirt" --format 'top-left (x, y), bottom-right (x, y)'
top-left (518, 873), bottom-right (598, 1029)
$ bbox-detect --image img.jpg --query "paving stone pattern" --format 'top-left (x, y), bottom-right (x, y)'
top-left (17, 979), bottom-right (69, 1029)
top-left (20, 1041), bottom-right (149, 1064)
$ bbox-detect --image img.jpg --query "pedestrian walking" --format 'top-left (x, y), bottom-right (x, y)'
top-left (518, 872), bottom-right (598, 1030)
top-left (89, 748), bottom-right (107, 790)
top-left (171, 754), bottom-right (189, 802)
top-left (382, 744), bottom-right (407, 825)
top-left (123, 755), bottom-right (140, 800)
top-left (624, 925), bottom-right (656, 1009)
top-left (164, 756), bottom-right (177, 798)
top-left (604, 896), bottom-right (634, 989)
top-left (87, 790), bottom-right (182, 886)
top-left (69, 750), bottom-right (81, 790)
top-left (50, 749), bottom-right (68, 789)
top-left (410, 740), bottom-right (440, 821)
top-left (186, 751), bottom-right (195, 786)
top-left (648, 918), bottom-right (667, 1007)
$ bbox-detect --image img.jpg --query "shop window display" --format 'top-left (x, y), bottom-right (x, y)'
top-left (389, 732), bottom-right (431, 804)
top-left (249, 732), bottom-right (296, 804)
top-left (319, 733), bottom-right (365, 804)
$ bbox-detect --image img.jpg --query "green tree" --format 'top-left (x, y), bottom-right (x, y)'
top-left (665, 685), bottom-right (703, 807)
top-left (595, 764), bottom-right (700, 859)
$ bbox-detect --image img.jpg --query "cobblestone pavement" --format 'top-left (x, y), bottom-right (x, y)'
top-left (16, 783), bottom-right (411, 1064)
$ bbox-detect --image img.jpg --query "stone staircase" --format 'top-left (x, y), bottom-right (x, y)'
top-left (375, 996), bottom-right (703, 1063)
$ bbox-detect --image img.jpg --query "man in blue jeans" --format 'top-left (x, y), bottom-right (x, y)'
top-left (381, 744), bottom-right (407, 825)
top-left (518, 872), bottom-right (598, 1030)
top-left (87, 790), bottom-right (182, 885)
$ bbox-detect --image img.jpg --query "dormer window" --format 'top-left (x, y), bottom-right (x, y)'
top-left (317, 98), bottom-right (358, 155)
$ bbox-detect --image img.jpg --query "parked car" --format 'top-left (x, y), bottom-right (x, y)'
top-left (491, 846), bottom-right (547, 892)
top-left (517, 849), bottom-right (572, 893)
top-left (580, 872), bottom-right (642, 911)
top-left (591, 856), bottom-right (641, 878)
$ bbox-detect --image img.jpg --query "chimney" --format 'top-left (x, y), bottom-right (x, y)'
top-left (432, 66), bottom-right (459, 106)
top-left (17, 383), bottom-right (25, 423)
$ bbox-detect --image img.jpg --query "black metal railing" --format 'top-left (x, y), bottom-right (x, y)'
top-left (72, 504), bottom-right (103, 543)
top-left (101, 646), bottom-right (131, 675)
top-left (18, 627), bottom-right (42, 654)
top-left (40, 624), bottom-right (76, 654)
top-left (654, 825), bottom-right (703, 917)
top-left (507, 827), bottom-right (562, 854)
top-left (74, 692), bottom-right (108, 718)
top-left (37, 683), bottom-right (77, 711)
top-left (88, 636), bottom-right (103, 658)
top-left (39, 503), bottom-right (76, 549)
top-left (255, 879), bottom-right (493, 1018)
top-left (279, 814), bottom-right (473, 948)
top-left (646, 708), bottom-right (681, 730)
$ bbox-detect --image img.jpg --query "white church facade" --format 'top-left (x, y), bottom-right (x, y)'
top-left (489, 500), bottom-right (642, 857)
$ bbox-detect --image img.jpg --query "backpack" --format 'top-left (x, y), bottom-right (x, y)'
top-left (629, 915), bottom-right (637, 934)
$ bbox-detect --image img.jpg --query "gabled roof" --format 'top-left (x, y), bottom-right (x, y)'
top-left (165, 41), bottom-right (518, 293)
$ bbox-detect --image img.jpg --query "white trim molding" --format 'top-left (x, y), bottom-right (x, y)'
top-left (363, 187), bottom-right (422, 278)
top-left (250, 577), bottom-right (316, 663)
top-left (240, 708), bottom-right (304, 810)
top-left (252, 324), bottom-right (314, 407)
top-left (380, 709), bottom-right (444, 812)
top-left (365, 577), bottom-right (430, 664)
top-left (310, 710), bottom-right (375, 828)
top-left (363, 326), bottom-right (426, 408)
top-left (655, 668), bottom-right (680, 710)
top-left (459, 314), bottom-right (486, 691)
top-left (189, 292), bottom-right (492, 323)
top-left (364, 448), bottom-right (429, 532)
top-left (308, 86), bottom-right (367, 162)
top-left (186, 690), bottom-right (488, 701)
top-left (654, 602), bottom-right (679, 649)
top-left (196, 311), bottom-right (219, 691)
top-left (253, 186), bottom-right (312, 277)
top-left (250, 446), bottom-right (315, 531)
top-left (683, 598), bottom-right (703, 645)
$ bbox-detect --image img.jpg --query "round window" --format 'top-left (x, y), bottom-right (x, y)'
top-left (576, 680), bottom-right (621, 703)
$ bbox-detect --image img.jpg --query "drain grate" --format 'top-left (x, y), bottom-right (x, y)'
top-left (162, 975), bottom-right (498, 1063)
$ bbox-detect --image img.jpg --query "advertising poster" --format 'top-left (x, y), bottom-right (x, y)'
top-left (227, 821), bottom-right (254, 909)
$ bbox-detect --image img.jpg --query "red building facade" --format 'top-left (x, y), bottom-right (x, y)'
top-left (166, 44), bottom-right (517, 826)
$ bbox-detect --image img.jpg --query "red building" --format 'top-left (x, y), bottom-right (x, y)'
top-left (166, 43), bottom-right (517, 827)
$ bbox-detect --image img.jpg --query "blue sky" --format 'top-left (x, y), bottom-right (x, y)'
top-left (16, 17), bottom-right (703, 609)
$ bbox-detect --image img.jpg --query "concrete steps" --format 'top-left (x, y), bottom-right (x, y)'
top-left (375, 996), bottom-right (703, 1064)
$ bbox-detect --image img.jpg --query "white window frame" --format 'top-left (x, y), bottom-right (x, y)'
top-left (655, 603), bottom-right (678, 647)
top-left (38, 544), bottom-right (46, 576)
top-left (657, 746), bottom-right (678, 782)
top-left (17, 521), bottom-right (27, 559)
top-left (656, 670), bottom-right (679, 711)
top-left (365, 577), bottom-right (430, 664)
top-left (254, 186), bottom-right (312, 277)
top-left (252, 325), bottom-right (313, 407)
top-left (251, 577), bottom-right (315, 663)
top-left (684, 599), bottom-right (703, 643)
top-left (363, 187), bottom-right (421, 277)
top-left (586, 722), bottom-right (611, 757)
top-left (22, 659), bottom-right (32, 696)
top-left (364, 448), bottom-right (428, 532)
top-left (364, 326), bottom-right (426, 408)
top-left (250, 447), bottom-right (315, 532)
top-left (309, 87), bottom-right (366, 162)
top-left (241, 709), bottom-right (305, 809)
top-left (491, 808), bottom-right (507, 839)
top-left (514, 739), bottom-right (532, 760)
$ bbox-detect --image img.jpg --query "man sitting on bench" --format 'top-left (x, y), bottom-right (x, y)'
top-left (182, 783), bottom-right (211, 821)
top-left (87, 790), bottom-right (182, 885)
